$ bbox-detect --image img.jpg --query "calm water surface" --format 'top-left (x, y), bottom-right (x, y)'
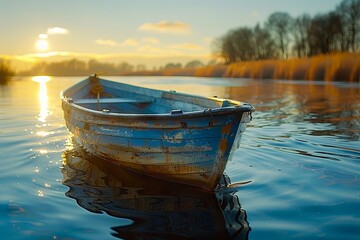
top-left (0, 76), bottom-right (359, 240)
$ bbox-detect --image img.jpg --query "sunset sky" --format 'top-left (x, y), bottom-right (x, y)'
top-left (0, 0), bottom-right (342, 70)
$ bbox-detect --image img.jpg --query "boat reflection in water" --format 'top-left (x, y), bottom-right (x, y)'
top-left (62, 147), bottom-right (250, 240)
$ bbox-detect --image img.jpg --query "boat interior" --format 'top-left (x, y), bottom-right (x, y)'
top-left (66, 78), bottom-right (239, 115)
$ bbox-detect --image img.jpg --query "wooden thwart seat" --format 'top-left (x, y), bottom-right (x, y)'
top-left (74, 98), bottom-right (154, 104)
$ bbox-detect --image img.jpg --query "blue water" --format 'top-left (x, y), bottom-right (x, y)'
top-left (0, 76), bottom-right (359, 239)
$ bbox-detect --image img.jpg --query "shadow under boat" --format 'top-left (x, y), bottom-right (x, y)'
top-left (61, 147), bottom-right (251, 240)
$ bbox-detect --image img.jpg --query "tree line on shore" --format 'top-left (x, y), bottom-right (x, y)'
top-left (15, 59), bottom-right (206, 76)
top-left (215, 0), bottom-right (360, 63)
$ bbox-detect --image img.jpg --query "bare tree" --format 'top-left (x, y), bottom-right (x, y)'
top-left (292, 14), bottom-right (311, 57)
top-left (232, 27), bottom-right (256, 61)
top-left (337, 0), bottom-right (360, 51)
top-left (117, 62), bottom-right (134, 73)
top-left (164, 63), bottom-right (182, 69)
top-left (308, 12), bottom-right (343, 55)
top-left (185, 60), bottom-right (204, 68)
top-left (88, 59), bottom-right (117, 74)
top-left (136, 64), bottom-right (146, 71)
top-left (217, 33), bottom-right (236, 64)
top-left (266, 12), bottom-right (293, 59)
top-left (218, 27), bottom-right (256, 63)
top-left (254, 24), bottom-right (277, 59)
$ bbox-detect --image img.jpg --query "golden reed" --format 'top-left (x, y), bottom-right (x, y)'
top-left (205, 53), bottom-right (359, 82)
top-left (146, 53), bottom-right (359, 82)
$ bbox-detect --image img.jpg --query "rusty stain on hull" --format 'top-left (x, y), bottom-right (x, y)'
top-left (61, 76), bottom-right (254, 191)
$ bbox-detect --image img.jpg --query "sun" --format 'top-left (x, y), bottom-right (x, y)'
top-left (36, 39), bottom-right (49, 51)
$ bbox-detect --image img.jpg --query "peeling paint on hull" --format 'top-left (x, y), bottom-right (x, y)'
top-left (61, 76), bottom-right (254, 191)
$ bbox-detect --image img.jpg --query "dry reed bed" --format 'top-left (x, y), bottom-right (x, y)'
top-left (224, 53), bottom-right (359, 82)
top-left (151, 53), bottom-right (359, 82)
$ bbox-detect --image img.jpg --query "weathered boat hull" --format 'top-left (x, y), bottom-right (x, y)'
top-left (61, 76), bottom-right (254, 190)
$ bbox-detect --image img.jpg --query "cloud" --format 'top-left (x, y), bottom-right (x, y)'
top-left (138, 21), bottom-right (191, 34)
top-left (94, 38), bottom-right (140, 47)
top-left (168, 43), bottom-right (205, 51)
top-left (137, 45), bottom-right (163, 53)
top-left (122, 38), bottom-right (138, 46)
top-left (22, 51), bottom-right (71, 58)
top-left (95, 39), bottom-right (118, 46)
top-left (17, 51), bottom-right (211, 62)
top-left (47, 27), bottom-right (69, 35)
top-left (141, 38), bottom-right (160, 44)
top-left (136, 42), bottom-right (206, 55)
top-left (38, 34), bottom-right (48, 39)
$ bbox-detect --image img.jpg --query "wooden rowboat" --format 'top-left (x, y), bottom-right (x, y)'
top-left (61, 75), bottom-right (254, 191)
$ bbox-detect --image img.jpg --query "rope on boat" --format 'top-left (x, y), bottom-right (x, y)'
top-left (89, 74), bottom-right (104, 111)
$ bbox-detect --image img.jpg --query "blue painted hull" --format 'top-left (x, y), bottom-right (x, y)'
top-left (61, 76), bottom-right (254, 190)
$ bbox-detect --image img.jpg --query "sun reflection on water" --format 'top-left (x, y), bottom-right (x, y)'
top-left (32, 76), bottom-right (51, 123)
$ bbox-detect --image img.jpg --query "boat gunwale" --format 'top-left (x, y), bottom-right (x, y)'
top-left (61, 95), bottom-right (254, 119)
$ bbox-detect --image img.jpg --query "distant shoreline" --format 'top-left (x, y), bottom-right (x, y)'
top-left (123, 53), bottom-right (359, 82)
top-left (13, 53), bottom-right (360, 82)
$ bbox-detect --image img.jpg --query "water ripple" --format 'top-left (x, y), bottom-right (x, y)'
top-left (1, 77), bottom-right (359, 239)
